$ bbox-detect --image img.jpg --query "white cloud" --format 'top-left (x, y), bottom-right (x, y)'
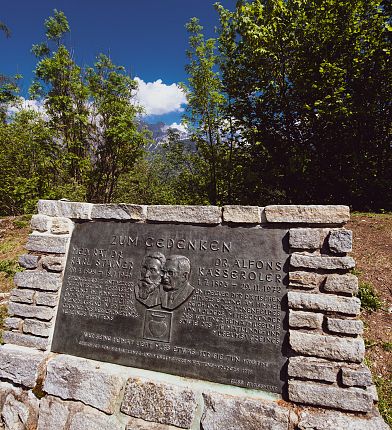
top-left (7, 98), bottom-right (48, 119)
top-left (164, 122), bottom-right (188, 135)
top-left (134, 77), bottom-right (187, 116)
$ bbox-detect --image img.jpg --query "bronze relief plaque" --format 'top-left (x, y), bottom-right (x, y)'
top-left (52, 222), bottom-right (289, 393)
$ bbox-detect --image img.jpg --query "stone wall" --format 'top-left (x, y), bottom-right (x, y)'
top-left (0, 200), bottom-right (388, 430)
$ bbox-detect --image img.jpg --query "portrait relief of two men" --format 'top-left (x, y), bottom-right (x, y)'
top-left (135, 252), bottom-right (194, 311)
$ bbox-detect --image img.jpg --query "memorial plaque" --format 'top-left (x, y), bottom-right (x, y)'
top-left (52, 222), bottom-right (289, 393)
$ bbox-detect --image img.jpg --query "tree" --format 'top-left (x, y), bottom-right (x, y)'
top-left (85, 54), bottom-right (148, 202)
top-left (182, 18), bottom-right (227, 205)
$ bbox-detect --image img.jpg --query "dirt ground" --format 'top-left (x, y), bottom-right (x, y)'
top-left (347, 214), bottom-right (392, 386)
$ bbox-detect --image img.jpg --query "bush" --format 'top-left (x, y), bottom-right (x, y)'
top-left (357, 281), bottom-right (382, 311)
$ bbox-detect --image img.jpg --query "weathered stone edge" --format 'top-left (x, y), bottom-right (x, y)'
top-left (37, 200), bottom-right (350, 224)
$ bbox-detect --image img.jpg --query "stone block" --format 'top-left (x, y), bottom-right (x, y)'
top-left (290, 331), bottom-right (365, 363)
top-left (126, 418), bottom-right (179, 430)
top-left (289, 228), bottom-right (321, 249)
top-left (289, 271), bottom-right (325, 289)
top-left (14, 270), bottom-right (62, 291)
top-left (0, 344), bottom-right (44, 387)
top-left (41, 255), bottom-right (65, 272)
top-left (121, 378), bottom-right (197, 429)
top-left (1, 389), bottom-right (39, 430)
top-left (201, 392), bottom-right (290, 430)
top-left (70, 411), bottom-right (123, 430)
top-left (8, 302), bottom-right (54, 321)
top-left (37, 396), bottom-right (69, 430)
top-left (51, 217), bottom-right (72, 234)
top-left (341, 366), bottom-right (373, 387)
top-left (26, 233), bottom-right (69, 254)
top-left (35, 291), bottom-right (59, 307)
top-left (222, 205), bottom-right (261, 223)
top-left (4, 317), bottom-right (22, 330)
top-left (2, 331), bottom-right (49, 350)
top-left (324, 274), bottom-right (358, 295)
top-left (367, 384), bottom-right (379, 402)
top-left (288, 291), bottom-right (360, 315)
top-left (38, 199), bottom-right (92, 219)
top-left (30, 214), bottom-right (51, 232)
top-left (288, 356), bottom-right (339, 383)
top-left (289, 380), bottom-right (373, 412)
top-left (297, 408), bottom-right (389, 430)
top-left (44, 355), bottom-right (125, 414)
top-left (23, 319), bottom-right (52, 337)
top-left (329, 229), bottom-right (352, 253)
top-left (10, 288), bottom-right (35, 304)
top-left (91, 203), bottom-right (147, 221)
top-left (147, 205), bottom-right (221, 224)
top-left (289, 310), bottom-right (323, 329)
top-left (290, 253), bottom-right (355, 270)
top-left (18, 254), bottom-right (39, 269)
top-left (327, 317), bottom-right (363, 335)
top-left (265, 205), bottom-right (350, 224)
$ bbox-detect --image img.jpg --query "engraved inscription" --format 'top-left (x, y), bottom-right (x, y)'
top-left (52, 223), bottom-right (288, 393)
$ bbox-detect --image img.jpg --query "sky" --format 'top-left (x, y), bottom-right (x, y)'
top-left (1, 0), bottom-right (237, 127)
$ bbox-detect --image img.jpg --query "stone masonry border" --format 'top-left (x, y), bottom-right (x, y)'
top-left (0, 200), bottom-right (388, 429)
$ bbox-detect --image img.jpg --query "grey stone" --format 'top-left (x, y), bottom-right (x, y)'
top-left (367, 384), bottom-right (379, 402)
top-left (37, 396), bottom-right (69, 430)
top-left (290, 331), bottom-right (365, 363)
top-left (327, 317), bottom-right (363, 335)
top-left (288, 356), bottom-right (339, 383)
top-left (50, 217), bottom-right (72, 234)
top-left (341, 366), bottom-right (373, 387)
top-left (30, 214), bottom-right (51, 232)
top-left (14, 270), bottom-right (62, 291)
top-left (70, 411), bottom-right (123, 430)
top-left (4, 317), bottom-right (22, 330)
top-left (329, 229), bottom-right (352, 253)
top-left (23, 319), bottom-right (52, 337)
top-left (10, 288), bottom-right (35, 304)
top-left (289, 380), bottom-right (373, 412)
top-left (288, 291), bottom-right (360, 315)
top-left (290, 253), bottom-right (355, 270)
top-left (121, 378), bottom-right (197, 429)
top-left (8, 302), bottom-right (54, 321)
top-left (289, 310), bottom-right (323, 329)
top-left (289, 228), bottom-right (321, 249)
top-left (2, 331), bottom-right (49, 350)
top-left (324, 274), bottom-right (358, 295)
top-left (297, 408), bottom-right (389, 430)
top-left (222, 205), bottom-right (261, 223)
top-left (35, 291), bottom-right (59, 307)
top-left (44, 355), bottom-right (125, 414)
top-left (26, 233), bottom-right (69, 254)
top-left (0, 344), bottom-right (44, 387)
top-left (289, 271), bottom-right (325, 289)
top-left (1, 390), bottom-right (39, 430)
top-left (147, 205), bottom-right (221, 224)
top-left (18, 254), bottom-right (39, 269)
top-left (41, 255), bottom-right (65, 272)
top-left (265, 205), bottom-right (350, 224)
top-left (201, 392), bottom-right (290, 430)
top-left (126, 418), bottom-right (179, 430)
top-left (91, 203), bottom-right (147, 221)
top-left (38, 199), bottom-right (92, 219)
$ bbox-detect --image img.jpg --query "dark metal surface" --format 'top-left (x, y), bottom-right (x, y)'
top-left (52, 222), bottom-right (289, 393)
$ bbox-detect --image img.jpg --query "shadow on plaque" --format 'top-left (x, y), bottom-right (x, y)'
top-left (143, 309), bottom-right (172, 343)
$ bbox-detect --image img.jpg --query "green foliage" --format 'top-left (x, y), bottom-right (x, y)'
top-left (0, 305), bottom-right (7, 343)
top-left (382, 342), bottom-right (392, 352)
top-left (0, 259), bottom-right (21, 278)
top-left (374, 376), bottom-right (392, 427)
top-left (357, 281), bottom-right (383, 311)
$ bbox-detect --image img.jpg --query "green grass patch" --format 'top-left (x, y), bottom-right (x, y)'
top-left (0, 304), bottom-right (7, 344)
top-left (382, 342), bottom-right (392, 352)
top-left (357, 281), bottom-right (383, 312)
top-left (0, 259), bottom-right (21, 278)
top-left (374, 376), bottom-right (392, 428)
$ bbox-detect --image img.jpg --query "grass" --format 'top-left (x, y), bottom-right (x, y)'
top-left (0, 304), bottom-right (7, 343)
top-left (0, 259), bottom-right (21, 278)
top-left (357, 281), bottom-right (383, 312)
top-left (374, 376), bottom-right (392, 427)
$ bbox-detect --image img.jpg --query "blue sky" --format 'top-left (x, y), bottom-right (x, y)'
top-left (1, 0), bottom-right (237, 127)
